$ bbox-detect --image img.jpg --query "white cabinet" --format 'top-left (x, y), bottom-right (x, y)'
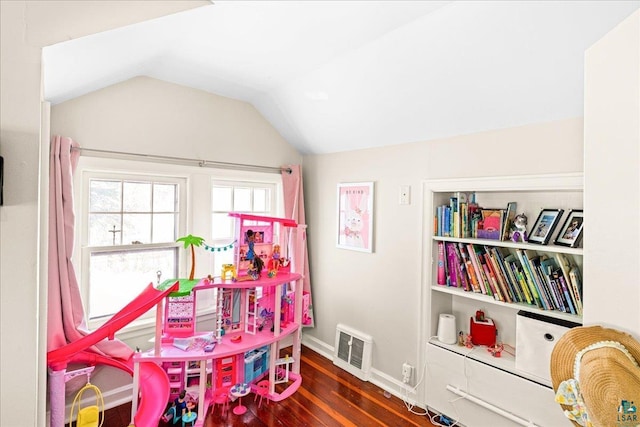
top-left (421, 173), bottom-right (583, 426)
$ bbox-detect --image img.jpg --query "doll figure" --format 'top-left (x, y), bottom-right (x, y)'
top-left (245, 230), bottom-right (256, 260)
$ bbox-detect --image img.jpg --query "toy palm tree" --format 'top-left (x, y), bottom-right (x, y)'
top-left (176, 234), bottom-right (204, 280)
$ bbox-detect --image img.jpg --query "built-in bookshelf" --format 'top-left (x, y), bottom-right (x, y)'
top-left (421, 173), bottom-right (583, 427)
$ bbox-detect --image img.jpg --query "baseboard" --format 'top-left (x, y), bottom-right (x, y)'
top-left (301, 333), bottom-right (423, 408)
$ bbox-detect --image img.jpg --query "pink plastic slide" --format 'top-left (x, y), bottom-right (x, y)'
top-left (47, 281), bottom-right (179, 427)
top-left (135, 361), bottom-right (170, 427)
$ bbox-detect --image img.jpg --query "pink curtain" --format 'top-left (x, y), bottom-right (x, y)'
top-left (48, 136), bottom-right (131, 359)
top-left (282, 165), bottom-right (314, 327)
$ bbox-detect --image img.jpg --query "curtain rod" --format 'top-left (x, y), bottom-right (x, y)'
top-left (72, 147), bottom-right (292, 174)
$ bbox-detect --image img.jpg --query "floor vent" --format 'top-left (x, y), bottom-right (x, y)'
top-left (333, 324), bottom-right (373, 381)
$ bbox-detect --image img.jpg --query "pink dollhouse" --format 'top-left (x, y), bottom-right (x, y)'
top-left (46, 213), bottom-right (307, 427)
top-left (129, 213), bottom-right (307, 426)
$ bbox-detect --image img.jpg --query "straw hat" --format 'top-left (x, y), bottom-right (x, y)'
top-left (550, 325), bottom-right (640, 427)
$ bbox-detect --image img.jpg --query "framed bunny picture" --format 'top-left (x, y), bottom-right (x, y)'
top-left (337, 182), bottom-right (374, 252)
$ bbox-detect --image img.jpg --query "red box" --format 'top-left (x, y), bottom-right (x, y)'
top-left (470, 317), bottom-right (497, 346)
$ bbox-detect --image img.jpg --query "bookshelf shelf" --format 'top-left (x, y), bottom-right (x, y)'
top-left (427, 339), bottom-right (552, 387)
top-left (421, 173), bottom-right (583, 427)
top-left (430, 285), bottom-right (581, 323)
top-left (432, 235), bottom-right (583, 256)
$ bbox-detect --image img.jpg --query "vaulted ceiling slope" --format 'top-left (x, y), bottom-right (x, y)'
top-left (43, 1), bottom-right (639, 154)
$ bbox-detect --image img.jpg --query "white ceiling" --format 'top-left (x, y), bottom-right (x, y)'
top-left (43, 1), bottom-right (640, 155)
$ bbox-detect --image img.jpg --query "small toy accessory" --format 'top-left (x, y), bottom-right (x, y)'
top-left (70, 375), bottom-right (104, 427)
top-left (550, 325), bottom-right (640, 427)
top-left (510, 213), bottom-right (528, 242)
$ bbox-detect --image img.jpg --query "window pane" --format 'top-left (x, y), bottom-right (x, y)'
top-left (89, 248), bottom-right (177, 319)
top-left (123, 182), bottom-right (151, 212)
top-left (154, 184), bottom-right (177, 212)
top-left (89, 214), bottom-right (122, 246)
top-left (90, 180), bottom-right (121, 212)
top-left (211, 214), bottom-right (234, 240)
top-left (153, 213), bottom-right (177, 243)
top-left (123, 214), bottom-right (151, 244)
top-left (233, 187), bottom-right (251, 211)
top-left (253, 188), bottom-right (268, 212)
top-left (212, 186), bottom-right (233, 211)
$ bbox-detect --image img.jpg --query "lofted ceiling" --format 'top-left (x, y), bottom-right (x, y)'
top-left (43, 1), bottom-right (640, 155)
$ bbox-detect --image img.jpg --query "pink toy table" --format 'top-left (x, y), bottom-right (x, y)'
top-left (230, 383), bottom-right (250, 415)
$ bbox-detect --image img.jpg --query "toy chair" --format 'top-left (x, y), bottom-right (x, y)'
top-left (254, 379), bottom-right (271, 408)
top-left (211, 387), bottom-right (230, 417)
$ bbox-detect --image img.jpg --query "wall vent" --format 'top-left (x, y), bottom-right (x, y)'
top-left (333, 324), bottom-right (373, 381)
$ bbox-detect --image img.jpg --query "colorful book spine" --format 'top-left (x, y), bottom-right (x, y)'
top-left (445, 242), bottom-right (458, 287)
top-left (437, 241), bottom-right (446, 285)
top-left (467, 244), bottom-right (490, 295)
top-left (516, 249), bottom-right (544, 309)
top-left (458, 243), bottom-right (481, 293)
top-left (484, 250), bottom-right (512, 303)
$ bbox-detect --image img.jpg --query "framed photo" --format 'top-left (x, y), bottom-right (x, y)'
top-left (337, 182), bottom-right (374, 252)
top-left (554, 209), bottom-right (584, 248)
top-left (528, 208), bottom-right (564, 245)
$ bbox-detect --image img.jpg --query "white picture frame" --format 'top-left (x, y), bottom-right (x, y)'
top-left (336, 182), bottom-right (374, 252)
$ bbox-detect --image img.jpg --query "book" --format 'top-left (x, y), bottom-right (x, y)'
top-left (482, 251), bottom-right (506, 302)
top-left (445, 242), bottom-right (458, 287)
top-left (555, 253), bottom-right (583, 315)
top-left (485, 247), bottom-right (513, 303)
top-left (476, 209), bottom-right (504, 240)
top-left (452, 243), bottom-right (470, 291)
top-left (540, 257), bottom-right (568, 312)
top-left (515, 249), bottom-right (544, 309)
top-left (437, 241), bottom-right (446, 285)
top-left (501, 202), bottom-right (517, 241)
top-left (525, 251), bottom-right (554, 310)
top-left (467, 244), bottom-right (490, 295)
top-left (502, 252), bottom-right (527, 303)
top-left (458, 243), bottom-right (481, 293)
top-left (493, 247), bottom-right (522, 303)
top-left (569, 267), bottom-right (583, 314)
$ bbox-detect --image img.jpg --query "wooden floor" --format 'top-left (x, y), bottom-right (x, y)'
top-left (104, 346), bottom-right (438, 427)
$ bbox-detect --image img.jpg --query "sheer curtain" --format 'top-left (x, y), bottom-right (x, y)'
top-left (282, 165), bottom-right (314, 327)
top-left (47, 135), bottom-right (131, 359)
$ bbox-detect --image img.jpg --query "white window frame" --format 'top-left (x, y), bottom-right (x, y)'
top-left (78, 168), bottom-right (187, 329)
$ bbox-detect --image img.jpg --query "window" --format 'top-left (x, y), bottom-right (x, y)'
top-left (209, 181), bottom-right (277, 276)
top-left (81, 172), bottom-right (186, 322)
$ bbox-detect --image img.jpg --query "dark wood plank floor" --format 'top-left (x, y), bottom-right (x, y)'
top-left (102, 346), bottom-right (438, 427)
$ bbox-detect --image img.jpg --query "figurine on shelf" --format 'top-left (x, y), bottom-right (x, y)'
top-left (464, 334), bottom-right (474, 348)
top-left (458, 331), bottom-right (465, 347)
top-left (510, 213), bottom-right (528, 243)
top-left (488, 343), bottom-right (504, 358)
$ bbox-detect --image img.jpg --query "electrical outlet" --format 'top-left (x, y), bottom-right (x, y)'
top-left (402, 363), bottom-right (413, 383)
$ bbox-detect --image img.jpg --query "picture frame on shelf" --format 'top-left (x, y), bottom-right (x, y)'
top-left (528, 208), bottom-right (564, 245)
top-left (554, 209), bottom-right (584, 248)
top-left (336, 181), bottom-right (374, 253)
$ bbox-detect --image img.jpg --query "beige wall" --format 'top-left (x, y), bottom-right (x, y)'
top-left (302, 117), bottom-right (584, 383)
top-left (583, 10), bottom-right (640, 333)
top-left (51, 76), bottom-right (300, 167)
